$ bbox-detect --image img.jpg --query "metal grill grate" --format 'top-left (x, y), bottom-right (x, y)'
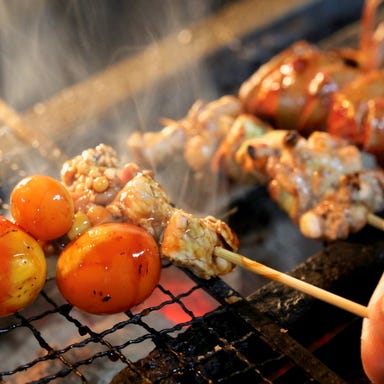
top-left (0, 260), bottom-right (349, 384)
top-left (0, 262), bottom-right (222, 383)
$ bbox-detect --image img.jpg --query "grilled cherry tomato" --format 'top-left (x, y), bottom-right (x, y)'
top-left (56, 222), bottom-right (161, 315)
top-left (10, 174), bottom-right (74, 241)
top-left (0, 217), bottom-right (47, 317)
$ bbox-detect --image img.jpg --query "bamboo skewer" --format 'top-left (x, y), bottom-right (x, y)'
top-left (214, 246), bottom-right (369, 318)
top-left (367, 213), bottom-right (384, 231)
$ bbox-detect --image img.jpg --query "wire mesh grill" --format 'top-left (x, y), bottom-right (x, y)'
top-left (0, 259), bottom-right (225, 383)
top-left (0, 264), bottom-right (272, 383)
top-left (0, 262), bottom-right (217, 383)
top-left (0, 255), bottom-right (351, 384)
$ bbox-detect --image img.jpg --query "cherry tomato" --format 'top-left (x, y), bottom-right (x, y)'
top-left (56, 222), bottom-right (161, 315)
top-left (0, 217), bottom-right (47, 317)
top-left (10, 174), bottom-right (74, 241)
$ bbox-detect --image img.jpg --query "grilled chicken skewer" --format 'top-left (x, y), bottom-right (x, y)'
top-left (60, 144), bottom-right (238, 279)
top-left (236, 127), bottom-right (384, 240)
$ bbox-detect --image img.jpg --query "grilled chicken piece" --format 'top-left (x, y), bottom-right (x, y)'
top-left (107, 171), bottom-right (175, 240)
top-left (300, 170), bottom-right (384, 240)
top-left (235, 129), bottom-right (295, 185)
top-left (61, 144), bottom-right (239, 279)
top-left (127, 95), bottom-right (242, 173)
top-left (161, 210), bottom-right (238, 279)
top-left (211, 114), bottom-right (272, 184)
top-left (265, 131), bottom-right (363, 222)
top-left (128, 123), bottom-right (186, 170)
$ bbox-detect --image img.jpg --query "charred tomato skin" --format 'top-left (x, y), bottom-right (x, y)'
top-left (56, 222), bottom-right (161, 315)
top-left (0, 217), bottom-right (47, 317)
top-left (10, 174), bottom-right (75, 241)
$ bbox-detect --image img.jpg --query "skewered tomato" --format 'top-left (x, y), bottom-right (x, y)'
top-left (56, 222), bottom-right (161, 315)
top-left (10, 174), bottom-right (74, 241)
top-left (0, 217), bottom-right (47, 317)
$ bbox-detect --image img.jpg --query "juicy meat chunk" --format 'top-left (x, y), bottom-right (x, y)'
top-left (107, 171), bottom-right (175, 240)
top-left (211, 114), bottom-right (272, 184)
top-left (300, 170), bottom-right (384, 240)
top-left (128, 124), bottom-right (186, 169)
top-left (61, 144), bottom-right (124, 212)
top-left (265, 131), bottom-right (363, 222)
top-left (161, 210), bottom-right (238, 279)
top-left (127, 95), bottom-right (243, 173)
top-left (237, 130), bottom-right (384, 240)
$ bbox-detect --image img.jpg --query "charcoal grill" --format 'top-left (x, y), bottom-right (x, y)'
top-left (0, 1), bottom-right (382, 383)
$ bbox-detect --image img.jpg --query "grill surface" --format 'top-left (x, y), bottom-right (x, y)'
top-left (0, 1), bottom-right (381, 383)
